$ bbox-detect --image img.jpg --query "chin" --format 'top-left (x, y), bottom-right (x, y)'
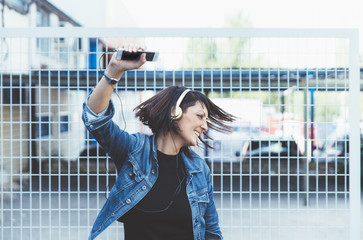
top-left (190, 139), bottom-right (198, 146)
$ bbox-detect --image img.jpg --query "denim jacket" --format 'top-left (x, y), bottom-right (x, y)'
top-left (82, 95), bottom-right (223, 240)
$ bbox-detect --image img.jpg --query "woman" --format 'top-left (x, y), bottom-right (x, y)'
top-left (82, 46), bottom-right (235, 240)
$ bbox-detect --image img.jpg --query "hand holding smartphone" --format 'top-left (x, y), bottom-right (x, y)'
top-left (116, 49), bottom-right (159, 62)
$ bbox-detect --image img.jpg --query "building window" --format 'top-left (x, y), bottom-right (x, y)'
top-left (78, 38), bottom-right (82, 51)
top-left (59, 47), bottom-right (68, 63)
top-left (59, 115), bottom-right (70, 133)
top-left (35, 115), bottom-right (52, 138)
top-left (36, 7), bottom-right (50, 56)
top-left (2, 87), bottom-right (27, 104)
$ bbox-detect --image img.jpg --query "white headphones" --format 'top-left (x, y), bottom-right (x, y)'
top-left (171, 89), bottom-right (191, 120)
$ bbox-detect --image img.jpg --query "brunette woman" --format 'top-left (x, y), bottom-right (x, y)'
top-left (82, 46), bottom-right (235, 240)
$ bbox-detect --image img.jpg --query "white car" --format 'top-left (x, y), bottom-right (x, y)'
top-left (206, 124), bottom-right (261, 163)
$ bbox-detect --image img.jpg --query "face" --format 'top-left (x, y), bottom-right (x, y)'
top-left (176, 101), bottom-right (208, 147)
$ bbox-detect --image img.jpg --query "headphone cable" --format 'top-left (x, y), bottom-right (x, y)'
top-left (98, 50), bottom-right (126, 200)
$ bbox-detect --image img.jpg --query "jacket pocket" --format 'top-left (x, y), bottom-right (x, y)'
top-left (196, 192), bottom-right (210, 216)
top-left (113, 160), bottom-right (144, 193)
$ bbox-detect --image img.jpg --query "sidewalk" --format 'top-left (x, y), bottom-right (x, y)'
top-left (2, 192), bottom-right (361, 240)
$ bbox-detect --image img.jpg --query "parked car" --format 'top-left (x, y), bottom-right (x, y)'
top-left (243, 138), bottom-right (302, 159)
top-left (205, 119), bottom-right (304, 172)
top-left (206, 123), bottom-right (262, 163)
top-left (312, 134), bottom-right (363, 163)
top-left (242, 137), bottom-right (303, 174)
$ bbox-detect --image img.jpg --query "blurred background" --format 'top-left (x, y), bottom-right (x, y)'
top-left (0, 0), bottom-right (362, 239)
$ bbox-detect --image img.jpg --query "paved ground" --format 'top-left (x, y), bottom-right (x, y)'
top-left (1, 176), bottom-right (361, 240)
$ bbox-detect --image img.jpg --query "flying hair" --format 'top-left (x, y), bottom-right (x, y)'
top-left (134, 86), bottom-right (236, 157)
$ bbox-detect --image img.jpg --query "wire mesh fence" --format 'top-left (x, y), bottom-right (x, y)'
top-left (0, 28), bottom-right (361, 240)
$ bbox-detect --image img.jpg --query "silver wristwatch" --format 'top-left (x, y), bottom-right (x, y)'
top-left (103, 71), bottom-right (120, 85)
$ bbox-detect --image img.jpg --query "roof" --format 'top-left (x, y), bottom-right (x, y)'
top-left (35, 0), bottom-right (81, 26)
top-left (5, 0), bottom-right (81, 26)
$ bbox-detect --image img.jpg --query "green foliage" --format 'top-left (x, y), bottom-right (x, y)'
top-left (184, 11), bottom-right (260, 69)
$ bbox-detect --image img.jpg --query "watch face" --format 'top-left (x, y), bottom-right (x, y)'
top-left (111, 79), bottom-right (117, 85)
top-left (104, 72), bottom-right (119, 85)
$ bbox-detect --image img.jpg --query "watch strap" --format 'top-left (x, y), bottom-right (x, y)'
top-left (103, 71), bottom-right (120, 85)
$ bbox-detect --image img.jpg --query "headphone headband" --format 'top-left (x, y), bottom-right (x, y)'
top-left (175, 89), bottom-right (191, 109)
top-left (171, 89), bottom-right (191, 120)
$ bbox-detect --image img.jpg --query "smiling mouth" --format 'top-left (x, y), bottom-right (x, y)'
top-left (194, 131), bottom-right (200, 137)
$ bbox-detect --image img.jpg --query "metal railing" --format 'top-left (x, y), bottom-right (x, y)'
top-left (0, 27), bottom-right (360, 240)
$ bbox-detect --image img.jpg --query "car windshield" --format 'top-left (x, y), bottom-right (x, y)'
top-left (250, 141), bottom-right (284, 155)
top-left (248, 140), bottom-right (298, 156)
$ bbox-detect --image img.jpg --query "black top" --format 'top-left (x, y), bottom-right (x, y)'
top-left (119, 150), bottom-right (194, 240)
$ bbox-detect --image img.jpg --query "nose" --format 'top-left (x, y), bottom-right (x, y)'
top-left (201, 120), bottom-right (208, 132)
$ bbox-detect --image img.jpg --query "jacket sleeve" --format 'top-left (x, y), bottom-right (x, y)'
top-left (82, 90), bottom-right (137, 172)
top-left (204, 165), bottom-right (223, 240)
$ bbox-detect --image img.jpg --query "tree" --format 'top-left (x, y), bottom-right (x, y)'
top-left (184, 11), bottom-right (260, 69)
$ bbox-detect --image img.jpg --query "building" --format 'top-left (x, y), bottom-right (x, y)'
top-left (1, 0), bottom-right (87, 190)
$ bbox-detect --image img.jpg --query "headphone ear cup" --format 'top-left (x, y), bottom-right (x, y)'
top-left (171, 89), bottom-right (190, 120)
top-left (171, 107), bottom-right (183, 120)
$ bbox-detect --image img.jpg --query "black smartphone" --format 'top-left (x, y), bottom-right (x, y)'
top-left (116, 49), bottom-right (159, 62)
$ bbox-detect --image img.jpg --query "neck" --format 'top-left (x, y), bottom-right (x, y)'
top-left (156, 132), bottom-right (182, 155)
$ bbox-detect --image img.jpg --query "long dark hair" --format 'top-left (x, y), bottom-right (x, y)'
top-left (134, 86), bottom-right (235, 156)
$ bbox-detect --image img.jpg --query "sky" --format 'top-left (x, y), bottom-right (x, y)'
top-left (49, 0), bottom-right (363, 29)
top-left (48, 0), bottom-right (363, 68)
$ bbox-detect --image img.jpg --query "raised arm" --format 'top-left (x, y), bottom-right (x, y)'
top-left (87, 47), bottom-right (147, 114)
